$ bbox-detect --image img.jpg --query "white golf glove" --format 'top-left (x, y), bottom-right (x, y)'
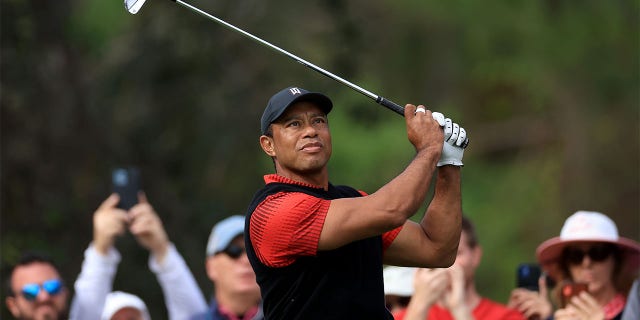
top-left (432, 112), bottom-right (466, 167)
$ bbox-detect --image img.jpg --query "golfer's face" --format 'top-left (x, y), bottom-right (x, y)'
top-left (270, 102), bottom-right (332, 174)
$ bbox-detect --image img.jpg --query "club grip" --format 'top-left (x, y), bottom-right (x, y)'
top-left (376, 96), bottom-right (470, 149)
top-left (376, 97), bottom-right (405, 116)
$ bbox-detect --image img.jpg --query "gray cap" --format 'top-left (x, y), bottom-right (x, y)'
top-left (206, 215), bottom-right (245, 256)
top-left (260, 86), bottom-right (333, 135)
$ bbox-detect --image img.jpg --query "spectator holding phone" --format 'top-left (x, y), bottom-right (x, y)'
top-left (5, 252), bottom-right (70, 320)
top-left (396, 215), bottom-right (525, 320)
top-left (69, 193), bottom-right (208, 320)
top-left (542, 211), bottom-right (639, 320)
top-left (512, 211), bottom-right (639, 320)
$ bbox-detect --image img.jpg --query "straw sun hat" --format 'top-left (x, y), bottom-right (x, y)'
top-left (536, 211), bottom-right (640, 281)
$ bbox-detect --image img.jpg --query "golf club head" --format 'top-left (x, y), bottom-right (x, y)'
top-left (125, 0), bottom-right (147, 14)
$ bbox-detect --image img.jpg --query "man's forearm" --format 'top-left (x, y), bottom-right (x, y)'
top-left (420, 166), bottom-right (462, 265)
top-left (372, 148), bottom-right (441, 221)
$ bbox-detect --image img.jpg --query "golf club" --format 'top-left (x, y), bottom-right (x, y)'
top-left (124, 0), bottom-right (469, 148)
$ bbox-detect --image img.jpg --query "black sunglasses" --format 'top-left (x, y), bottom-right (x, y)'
top-left (217, 243), bottom-right (246, 259)
top-left (564, 244), bottom-right (614, 265)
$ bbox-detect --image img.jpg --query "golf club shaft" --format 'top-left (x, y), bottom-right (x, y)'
top-left (169, 0), bottom-right (469, 148)
top-left (172, 0), bottom-right (405, 116)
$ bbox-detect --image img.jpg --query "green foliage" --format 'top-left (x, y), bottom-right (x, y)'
top-left (68, 0), bottom-right (131, 56)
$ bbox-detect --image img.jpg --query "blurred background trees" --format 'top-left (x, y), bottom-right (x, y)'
top-left (2, 0), bottom-right (638, 318)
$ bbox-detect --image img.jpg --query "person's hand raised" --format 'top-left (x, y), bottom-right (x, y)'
top-left (402, 268), bottom-right (450, 320)
top-left (129, 192), bottom-right (170, 263)
top-left (93, 194), bottom-right (129, 255)
top-left (442, 265), bottom-right (472, 320)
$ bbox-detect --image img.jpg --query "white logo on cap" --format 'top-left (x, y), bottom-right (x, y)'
top-left (290, 88), bottom-right (302, 95)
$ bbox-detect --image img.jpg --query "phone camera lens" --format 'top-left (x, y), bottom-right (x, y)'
top-left (113, 169), bottom-right (129, 186)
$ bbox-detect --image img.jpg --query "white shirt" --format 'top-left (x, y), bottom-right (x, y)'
top-left (69, 243), bottom-right (208, 320)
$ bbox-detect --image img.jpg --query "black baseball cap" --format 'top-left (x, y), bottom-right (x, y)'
top-left (260, 86), bottom-right (333, 135)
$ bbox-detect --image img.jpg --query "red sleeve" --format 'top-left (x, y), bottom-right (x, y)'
top-left (382, 225), bottom-right (403, 251)
top-left (392, 308), bottom-right (407, 320)
top-left (474, 299), bottom-right (526, 320)
top-left (249, 191), bottom-right (330, 268)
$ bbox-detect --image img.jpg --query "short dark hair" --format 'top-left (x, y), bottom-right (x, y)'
top-left (5, 251), bottom-right (60, 297)
top-left (264, 124), bottom-right (273, 137)
top-left (461, 215), bottom-right (478, 248)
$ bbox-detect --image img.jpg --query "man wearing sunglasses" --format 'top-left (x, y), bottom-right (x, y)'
top-left (196, 215), bottom-right (262, 320)
top-left (6, 252), bottom-right (69, 320)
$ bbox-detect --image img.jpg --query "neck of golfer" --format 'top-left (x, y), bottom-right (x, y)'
top-left (275, 164), bottom-right (329, 190)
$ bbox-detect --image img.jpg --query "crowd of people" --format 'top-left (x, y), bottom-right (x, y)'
top-left (381, 212), bottom-right (639, 320)
top-left (5, 197), bottom-right (262, 320)
top-left (5, 86), bottom-right (639, 320)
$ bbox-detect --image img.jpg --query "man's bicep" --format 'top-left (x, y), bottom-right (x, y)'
top-left (383, 221), bottom-right (445, 267)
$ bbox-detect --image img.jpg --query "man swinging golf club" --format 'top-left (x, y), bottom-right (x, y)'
top-left (124, 2), bottom-right (469, 317)
top-left (244, 86), bottom-right (467, 319)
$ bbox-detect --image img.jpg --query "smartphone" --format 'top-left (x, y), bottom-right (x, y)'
top-left (560, 282), bottom-right (588, 307)
top-left (111, 167), bottom-right (141, 210)
top-left (516, 263), bottom-right (542, 291)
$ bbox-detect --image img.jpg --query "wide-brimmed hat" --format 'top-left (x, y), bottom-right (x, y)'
top-left (536, 211), bottom-right (640, 280)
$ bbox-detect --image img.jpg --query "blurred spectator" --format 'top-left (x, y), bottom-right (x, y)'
top-left (5, 252), bottom-right (70, 320)
top-left (396, 216), bottom-right (525, 320)
top-left (193, 215), bottom-right (262, 320)
top-left (383, 266), bottom-right (416, 317)
top-left (535, 211), bottom-right (640, 320)
top-left (621, 277), bottom-right (639, 320)
top-left (101, 291), bottom-right (150, 320)
top-left (69, 193), bottom-right (208, 320)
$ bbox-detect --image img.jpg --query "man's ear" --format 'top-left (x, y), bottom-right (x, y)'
top-left (6, 296), bottom-right (20, 317)
top-left (472, 246), bottom-right (483, 269)
top-left (205, 256), bottom-right (219, 282)
top-left (260, 135), bottom-right (276, 157)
